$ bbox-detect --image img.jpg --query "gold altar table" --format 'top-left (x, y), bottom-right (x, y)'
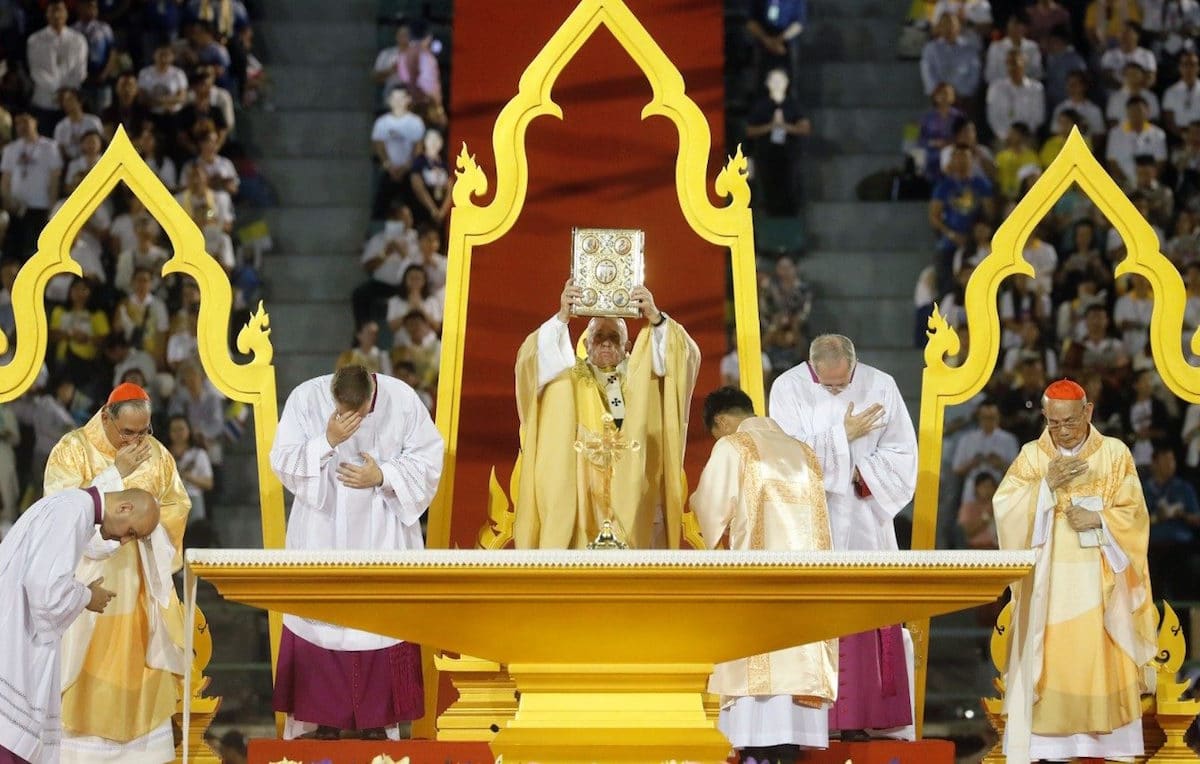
top-left (187, 548), bottom-right (1033, 763)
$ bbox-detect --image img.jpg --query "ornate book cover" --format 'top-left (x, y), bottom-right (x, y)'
top-left (570, 227), bottom-right (645, 318)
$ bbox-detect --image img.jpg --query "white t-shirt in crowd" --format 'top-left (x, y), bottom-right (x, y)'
top-left (371, 111), bottom-right (426, 168)
top-left (137, 64), bottom-right (189, 114)
top-left (0, 137), bottom-right (62, 209)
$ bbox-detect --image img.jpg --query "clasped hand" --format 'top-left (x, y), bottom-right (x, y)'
top-left (1046, 456), bottom-right (1087, 491)
top-left (336, 452), bottom-right (384, 490)
top-left (1065, 505), bottom-right (1102, 532)
top-left (114, 441), bottom-right (151, 478)
top-left (844, 402), bottom-right (885, 441)
top-left (86, 576), bottom-right (115, 613)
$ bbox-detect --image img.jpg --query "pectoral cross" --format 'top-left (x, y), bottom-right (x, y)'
top-left (574, 413), bottom-right (640, 549)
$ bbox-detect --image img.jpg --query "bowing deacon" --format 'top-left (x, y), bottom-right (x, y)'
top-left (0, 488), bottom-right (159, 764)
top-left (690, 387), bottom-right (837, 763)
top-left (269, 364), bottom-right (443, 740)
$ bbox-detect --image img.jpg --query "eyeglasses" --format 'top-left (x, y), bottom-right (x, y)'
top-left (818, 363), bottom-right (856, 394)
top-left (1043, 413), bottom-right (1086, 430)
top-left (113, 423), bottom-right (153, 441)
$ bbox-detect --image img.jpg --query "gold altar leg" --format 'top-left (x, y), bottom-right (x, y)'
top-left (433, 654), bottom-right (519, 741)
top-left (491, 663), bottom-right (730, 763)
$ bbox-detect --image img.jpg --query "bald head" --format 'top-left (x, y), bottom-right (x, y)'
top-left (99, 488), bottom-right (161, 544)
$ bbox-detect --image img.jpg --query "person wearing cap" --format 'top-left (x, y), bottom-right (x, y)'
top-left (993, 378), bottom-right (1156, 763)
top-left (0, 487), bottom-right (159, 764)
top-left (42, 381), bottom-right (190, 763)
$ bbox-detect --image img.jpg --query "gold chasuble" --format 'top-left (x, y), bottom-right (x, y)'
top-left (689, 417), bottom-right (837, 706)
top-left (44, 413), bottom-right (190, 744)
top-left (513, 318), bottom-right (699, 549)
top-left (993, 426), bottom-right (1156, 755)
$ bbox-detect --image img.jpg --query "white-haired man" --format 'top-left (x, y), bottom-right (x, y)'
top-left (768, 334), bottom-right (918, 739)
top-left (513, 279), bottom-right (700, 549)
top-left (994, 379), bottom-right (1155, 763)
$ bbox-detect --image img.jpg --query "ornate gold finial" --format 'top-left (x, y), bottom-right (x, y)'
top-left (979, 601), bottom-right (1012, 763)
top-left (575, 413), bottom-right (640, 549)
top-left (923, 303), bottom-right (961, 370)
top-left (715, 144), bottom-right (750, 208)
top-left (1148, 601), bottom-right (1200, 760)
top-left (235, 301), bottom-right (273, 366)
top-left (453, 142), bottom-right (489, 209)
top-left (477, 466), bottom-right (516, 550)
top-left (174, 603), bottom-right (222, 762)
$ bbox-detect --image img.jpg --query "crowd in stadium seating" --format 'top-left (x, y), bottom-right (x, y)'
top-left (347, 14), bottom-right (450, 412)
top-left (723, 0), bottom-right (817, 388)
top-left (911, 0), bottom-right (1200, 597)
top-left (0, 0), bottom-right (269, 542)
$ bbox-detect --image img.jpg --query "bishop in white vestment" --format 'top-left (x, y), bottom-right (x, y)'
top-left (769, 335), bottom-right (918, 737)
top-left (690, 387), bottom-right (837, 763)
top-left (269, 365), bottom-right (443, 740)
top-left (0, 487), bottom-right (159, 764)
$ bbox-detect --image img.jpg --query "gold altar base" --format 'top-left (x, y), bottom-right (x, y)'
top-left (174, 694), bottom-right (221, 763)
top-left (493, 662), bottom-right (729, 763)
top-left (1147, 709), bottom-right (1198, 762)
top-left (434, 654), bottom-right (518, 741)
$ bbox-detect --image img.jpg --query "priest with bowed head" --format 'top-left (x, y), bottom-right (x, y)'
top-left (0, 487), bottom-right (160, 764)
top-left (513, 279), bottom-right (699, 549)
top-left (270, 363), bottom-right (443, 740)
top-left (994, 379), bottom-right (1156, 763)
top-left (44, 382), bottom-right (191, 763)
top-left (768, 334), bottom-right (918, 739)
top-left (690, 387), bottom-right (837, 763)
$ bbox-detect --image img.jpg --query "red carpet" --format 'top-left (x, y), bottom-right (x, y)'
top-left (445, 0), bottom-right (728, 551)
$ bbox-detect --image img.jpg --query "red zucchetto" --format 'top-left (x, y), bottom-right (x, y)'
top-left (106, 382), bottom-right (151, 406)
top-left (1044, 379), bottom-right (1086, 400)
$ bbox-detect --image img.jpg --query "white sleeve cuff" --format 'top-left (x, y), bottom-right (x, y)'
top-left (651, 318), bottom-right (668, 377)
top-left (1098, 518), bottom-right (1130, 572)
top-left (378, 461), bottom-right (427, 528)
top-left (536, 315), bottom-right (576, 389)
top-left (1031, 479), bottom-right (1056, 548)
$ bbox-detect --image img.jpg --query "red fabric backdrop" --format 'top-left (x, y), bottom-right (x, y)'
top-left (444, 0), bottom-right (727, 550)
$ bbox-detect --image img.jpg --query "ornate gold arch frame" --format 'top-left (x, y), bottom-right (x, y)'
top-left (425, 0), bottom-right (760, 733)
top-left (909, 128), bottom-right (1200, 729)
top-left (0, 126), bottom-right (286, 744)
top-left (429, 0), bottom-right (760, 552)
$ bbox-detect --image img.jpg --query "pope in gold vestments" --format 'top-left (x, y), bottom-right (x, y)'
top-left (44, 388), bottom-right (189, 762)
top-left (513, 283), bottom-right (699, 549)
top-left (994, 380), bottom-right (1156, 763)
